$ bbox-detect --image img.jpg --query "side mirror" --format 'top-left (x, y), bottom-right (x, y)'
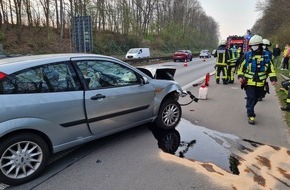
top-left (140, 76), bottom-right (149, 85)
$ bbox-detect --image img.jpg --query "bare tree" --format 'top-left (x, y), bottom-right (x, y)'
top-left (23, 0), bottom-right (33, 27)
top-left (252, 0), bottom-right (290, 44)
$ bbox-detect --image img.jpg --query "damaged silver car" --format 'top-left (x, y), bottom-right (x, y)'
top-left (0, 53), bottom-right (191, 185)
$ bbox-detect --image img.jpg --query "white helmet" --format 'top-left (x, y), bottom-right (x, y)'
top-left (262, 39), bottom-right (271, 46)
top-left (219, 40), bottom-right (226, 46)
top-left (249, 35), bottom-right (263, 46)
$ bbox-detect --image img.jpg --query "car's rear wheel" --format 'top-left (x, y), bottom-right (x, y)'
top-left (0, 133), bottom-right (49, 185)
top-left (155, 99), bottom-right (181, 130)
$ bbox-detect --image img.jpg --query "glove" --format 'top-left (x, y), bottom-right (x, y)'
top-left (240, 79), bottom-right (247, 90)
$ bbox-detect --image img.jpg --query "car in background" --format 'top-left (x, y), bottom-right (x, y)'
top-left (125, 48), bottom-right (150, 59)
top-left (199, 50), bottom-right (211, 58)
top-left (173, 50), bottom-right (193, 62)
top-left (0, 53), bottom-right (187, 185)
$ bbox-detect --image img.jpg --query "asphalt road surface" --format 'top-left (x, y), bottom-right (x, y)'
top-left (3, 57), bottom-right (290, 190)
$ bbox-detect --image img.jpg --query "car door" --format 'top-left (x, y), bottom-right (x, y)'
top-left (0, 61), bottom-right (91, 144)
top-left (74, 58), bottom-right (155, 136)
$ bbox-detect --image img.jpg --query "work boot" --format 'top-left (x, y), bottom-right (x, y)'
top-left (248, 117), bottom-right (255, 125)
top-left (281, 107), bottom-right (290, 112)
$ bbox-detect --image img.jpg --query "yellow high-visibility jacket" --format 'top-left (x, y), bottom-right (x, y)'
top-left (237, 50), bottom-right (277, 87)
top-left (214, 46), bottom-right (229, 66)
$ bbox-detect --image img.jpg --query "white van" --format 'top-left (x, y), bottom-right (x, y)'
top-left (125, 48), bottom-right (150, 59)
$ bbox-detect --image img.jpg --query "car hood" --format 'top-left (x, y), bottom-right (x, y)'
top-left (137, 66), bottom-right (187, 97)
top-left (137, 67), bottom-right (176, 80)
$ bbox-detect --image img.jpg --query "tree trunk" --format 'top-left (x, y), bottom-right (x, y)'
top-left (55, 0), bottom-right (59, 29)
top-left (60, 0), bottom-right (64, 41)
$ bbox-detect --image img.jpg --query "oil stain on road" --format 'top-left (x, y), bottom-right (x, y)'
top-left (150, 118), bottom-right (290, 190)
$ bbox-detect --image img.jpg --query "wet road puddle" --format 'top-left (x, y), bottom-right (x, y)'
top-left (150, 118), bottom-right (290, 190)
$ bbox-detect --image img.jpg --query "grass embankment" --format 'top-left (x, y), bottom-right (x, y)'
top-left (274, 61), bottom-right (290, 127)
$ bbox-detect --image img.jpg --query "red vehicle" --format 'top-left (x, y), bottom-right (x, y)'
top-left (173, 50), bottom-right (193, 62)
top-left (226, 30), bottom-right (252, 53)
top-left (226, 35), bottom-right (250, 53)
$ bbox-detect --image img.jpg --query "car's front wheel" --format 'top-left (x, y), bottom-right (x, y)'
top-left (155, 99), bottom-right (181, 130)
top-left (0, 133), bottom-right (50, 185)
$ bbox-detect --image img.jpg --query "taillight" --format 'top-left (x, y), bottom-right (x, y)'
top-left (0, 72), bottom-right (7, 79)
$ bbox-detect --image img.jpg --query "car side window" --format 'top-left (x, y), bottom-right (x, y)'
top-left (0, 62), bottom-right (81, 94)
top-left (76, 60), bottom-right (139, 90)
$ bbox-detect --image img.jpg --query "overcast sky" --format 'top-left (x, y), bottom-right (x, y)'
top-left (198, 0), bottom-right (262, 40)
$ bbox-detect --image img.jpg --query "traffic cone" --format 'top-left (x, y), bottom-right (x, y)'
top-left (183, 59), bottom-right (188, 66)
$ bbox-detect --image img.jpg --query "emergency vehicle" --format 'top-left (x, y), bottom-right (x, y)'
top-left (226, 35), bottom-right (250, 53)
top-left (226, 30), bottom-right (252, 53)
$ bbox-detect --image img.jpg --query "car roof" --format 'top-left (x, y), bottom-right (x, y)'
top-left (0, 53), bottom-right (119, 74)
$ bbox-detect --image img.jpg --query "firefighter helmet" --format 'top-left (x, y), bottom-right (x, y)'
top-left (262, 39), bottom-right (271, 46)
top-left (249, 35), bottom-right (263, 46)
top-left (219, 40), bottom-right (226, 46)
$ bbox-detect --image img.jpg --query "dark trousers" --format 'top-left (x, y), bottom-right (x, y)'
top-left (245, 86), bottom-right (265, 117)
top-left (283, 57), bottom-right (289, 69)
top-left (215, 66), bottom-right (227, 84)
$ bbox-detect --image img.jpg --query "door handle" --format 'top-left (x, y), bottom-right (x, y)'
top-left (91, 94), bottom-right (106, 100)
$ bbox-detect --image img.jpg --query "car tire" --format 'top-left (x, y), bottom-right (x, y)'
top-left (0, 133), bottom-right (50, 185)
top-left (190, 57), bottom-right (192, 61)
top-left (154, 99), bottom-right (181, 130)
top-left (173, 59), bottom-right (176, 62)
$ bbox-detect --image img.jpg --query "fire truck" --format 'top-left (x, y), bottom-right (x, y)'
top-left (226, 35), bottom-right (250, 53)
top-left (226, 30), bottom-right (252, 53)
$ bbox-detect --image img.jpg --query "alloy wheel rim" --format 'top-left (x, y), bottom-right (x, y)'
top-left (0, 141), bottom-right (43, 179)
top-left (162, 104), bottom-right (180, 127)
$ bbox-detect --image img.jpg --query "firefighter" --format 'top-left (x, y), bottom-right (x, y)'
top-left (238, 35), bottom-right (277, 125)
top-left (234, 46), bottom-right (244, 74)
top-left (262, 39), bottom-right (273, 58)
top-left (258, 38), bottom-right (273, 101)
top-left (227, 45), bottom-right (238, 83)
top-left (281, 79), bottom-right (290, 111)
top-left (237, 46), bottom-right (242, 56)
top-left (213, 40), bottom-right (230, 84)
